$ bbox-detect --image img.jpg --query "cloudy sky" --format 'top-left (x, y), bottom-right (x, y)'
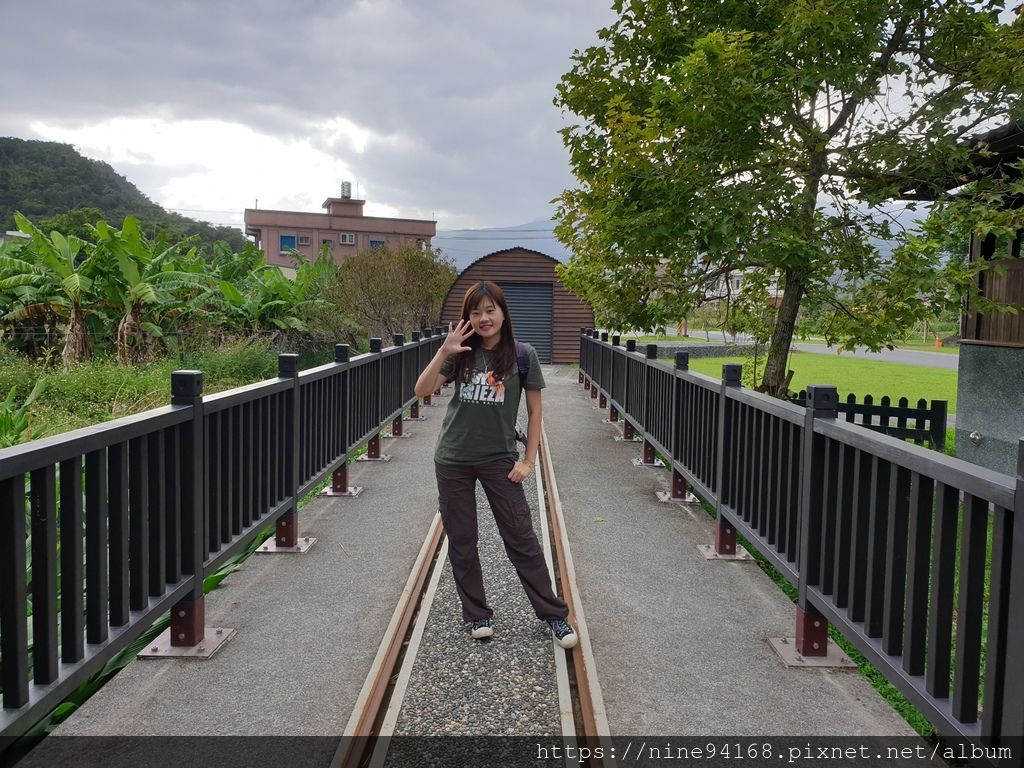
top-left (1, 0), bottom-right (617, 233)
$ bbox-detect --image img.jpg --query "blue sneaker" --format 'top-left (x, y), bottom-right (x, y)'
top-left (547, 618), bottom-right (578, 649)
top-left (470, 618), bottom-right (493, 639)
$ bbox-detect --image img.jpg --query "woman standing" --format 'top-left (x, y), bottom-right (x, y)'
top-left (414, 281), bottom-right (577, 649)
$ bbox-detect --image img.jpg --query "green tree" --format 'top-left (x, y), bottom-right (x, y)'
top-left (554, 0), bottom-right (1023, 395)
top-left (332, 244), bottom-right (457, 339)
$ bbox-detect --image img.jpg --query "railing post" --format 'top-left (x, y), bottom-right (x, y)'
top-left (143, 370), bottom-right (233, 658)
top-left (409, 331), bottom-right (424, 420)
top-left (370, 339), bottom-right (382, 458)
top-left (996, 440), bottom-right (1024, 744)
top-left (640, 344), bottom-right (659, 464)
top-left (584, 329), bottom-right (594, 392)
top-left (671, 352), bottom-right (690, 499)
top-left (609, 335), bottom-right (621, 422)
top-left (795, 384), bottom-right (838, 657)
top-left (275, 354), bottom-right (304, 550)
top-left (323, 344), bottom-right (362, 497)
top-left (169, 370), bottom-right (206, 647)
top-left (579, 327), bottom-right (586, 383)
top-left (358, 339), bottom-right (391, 463)
top-left (422, 329), bottom-right (434, 406)
top-left (389, 333), bottom-right (409, 438)
top-left (714, 364), bottom-right (742, 555)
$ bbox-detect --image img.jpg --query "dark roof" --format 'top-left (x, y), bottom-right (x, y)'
top-left (457, 246), bottom-right (563, 273)
top-left (899, 120), bottom-right (1024, 200)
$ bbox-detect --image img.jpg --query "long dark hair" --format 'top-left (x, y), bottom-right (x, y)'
top-left (451, 280), bottom-right (516, 384)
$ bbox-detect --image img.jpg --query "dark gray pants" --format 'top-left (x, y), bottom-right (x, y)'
top-left (434, 458), bottom-right (568, 623)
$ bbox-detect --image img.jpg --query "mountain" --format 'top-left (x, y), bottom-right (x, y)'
top-left (0, 138), bottom-right (247, 248)
top-left (433, 218), bottom-right (572, 272)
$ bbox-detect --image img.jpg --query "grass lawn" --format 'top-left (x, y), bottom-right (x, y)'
top-left (675, 351), bottom-right (958, 413)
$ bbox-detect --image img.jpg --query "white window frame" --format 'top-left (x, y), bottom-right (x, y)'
top-left (339, 232), bottom-right (356, 245)
top-left (298, 235), bottom-right (311, 246)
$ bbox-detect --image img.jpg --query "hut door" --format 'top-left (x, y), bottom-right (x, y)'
top-left (498, 282), bottom-right (553, 363)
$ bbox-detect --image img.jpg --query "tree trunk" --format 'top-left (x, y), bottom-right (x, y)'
top-left (62, 306), bottom-right (92, 368)
top-left (117, 305), bottom-right (143, 365)
top-left (759, 269), bottom-right (805, 397)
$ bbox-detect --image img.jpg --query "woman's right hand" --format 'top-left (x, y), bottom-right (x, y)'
top-left (441, 319), bottom-right (474, 357)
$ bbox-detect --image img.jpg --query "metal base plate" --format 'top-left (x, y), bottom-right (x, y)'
top-left (256, 536), bottom-right (317, 553)
top-left (600, 418), bottom-right (621, 425)
top-left (656, 491), bottom-right (687, 503)
top-left (383, 432), bottom-right (413, 439)
top-left (632, 457), bottom-right (666, 468)
top-left (320, 486), bottom-right (364, 497)
top-left (357, 454), bottom-right (393, 462)
top-left (138, 627), bottom-right (236, 659)
top-left (697, 543), bottom-right (753, 561)
top-left (768, 637), bottom-right (856, 668)
top-left (614, 435), bottom-right (644, 443)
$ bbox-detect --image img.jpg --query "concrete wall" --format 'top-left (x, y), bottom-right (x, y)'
top-left (955, 343), bottom-right (1024, 475)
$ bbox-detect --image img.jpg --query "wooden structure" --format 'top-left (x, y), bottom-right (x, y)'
top-left (441, 247), bottom-right (594, 363)
top-left (903, 121), bottom-right (1024, 474)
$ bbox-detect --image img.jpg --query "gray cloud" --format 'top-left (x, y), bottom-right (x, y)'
top-left (1, 0), bottom-right (616, 227)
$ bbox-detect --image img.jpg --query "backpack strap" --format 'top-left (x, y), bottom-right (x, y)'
top-left (515, 341), bottom-right (529, 390)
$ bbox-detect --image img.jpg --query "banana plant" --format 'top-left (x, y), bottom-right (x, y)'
top-left (91, 217), bottom-right (213, 364)
top-left (3, 213), bottom-right (103, 367)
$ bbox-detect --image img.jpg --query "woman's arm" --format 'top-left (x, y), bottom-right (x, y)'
top-left (508, 388), bottom-right (542, 483)
top-left (414, 320), bottom-right (473, 398)
top-left (414, 348), bottom-right (451, 398)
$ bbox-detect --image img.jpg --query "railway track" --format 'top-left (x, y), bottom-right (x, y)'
top-left (331, 423), bottom-right (608, 767)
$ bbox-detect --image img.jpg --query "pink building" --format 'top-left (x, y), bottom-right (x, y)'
top-left (243, 186), bottom-right (436, 273)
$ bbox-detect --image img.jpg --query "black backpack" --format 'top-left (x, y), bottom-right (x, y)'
top-left (515, 341), bottom-right (529, 446)
top-left (515, 341), bottom-right (529, 390)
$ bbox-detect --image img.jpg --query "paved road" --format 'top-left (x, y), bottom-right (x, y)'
top-left (792, 342), bottom-right (958, 370)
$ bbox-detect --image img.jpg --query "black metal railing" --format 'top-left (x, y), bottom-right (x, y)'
top-left (579, 329), bottom-right (1024, 754)
top-left (0, 329), bottom-right (446, 744)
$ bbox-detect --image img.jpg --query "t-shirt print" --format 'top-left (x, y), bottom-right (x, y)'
top-left (459, 366), bottom-right (506, 405)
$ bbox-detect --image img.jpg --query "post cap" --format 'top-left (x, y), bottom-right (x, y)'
top-left (278, 354), bottom-right (299, 377)
top-left (807, 385), bottom-right (838, 412)
top-left (675, 351), bottom-right (690, 370)
top-left (626, 339), bottom-right (637, 352)
top-left (334, 344), bottom-right (350, 363)
top-left (723, 364), bottom-right (742, 385)
top-left (393, 333), bottom-right (405, 346)
top-left (612, 335), bottom-right (620, 346)
top-left (171, 371), bottom-right (203, 399)
top-left (645, 343), bottom-right (658, 359)
top-left (411, 331), bottom-right (421, 342)
top-left (601, 332), bottom-right (609, 342)
top-left (370, 338), bottom-right (382, 353)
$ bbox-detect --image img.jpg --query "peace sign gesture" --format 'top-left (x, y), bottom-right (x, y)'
top-left (441, 319), bottom-right (474, 357)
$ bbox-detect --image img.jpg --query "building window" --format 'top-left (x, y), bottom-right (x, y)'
top-left (322, 238), bottom-right (333, 248)
top-left (369, 238), bottom-right (386, 250)
top-left (340, 232), bottom-right (356, 245)
top-left (298, 235), bottom-right (311, 246)
top-left (279, 234), bottom-right (296, 252)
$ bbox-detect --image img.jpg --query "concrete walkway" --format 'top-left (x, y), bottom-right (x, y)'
top-left (543, 365), bottom-right (914, 737)
top-left (21, 365), bottom-right (920, 766)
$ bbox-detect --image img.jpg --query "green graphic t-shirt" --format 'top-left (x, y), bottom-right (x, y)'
top-left (433, 342), bottom-right (546, 465)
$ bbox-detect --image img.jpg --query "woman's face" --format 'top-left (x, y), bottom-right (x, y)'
top-left (468, 297), bottom-right (504, 345)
